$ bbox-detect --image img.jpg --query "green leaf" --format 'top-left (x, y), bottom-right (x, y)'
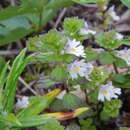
top-left (40, 29), bottom-right (66, 51)
top-left (120, 0), bottom-right (130, 8)
top-left (84, 67), bottom-right (111, 89)
top-left (0, 6), bottom-right (20, 21)
top-left (63, 93), bottom-right (82, 110)
top-left (63, 17), bottom-right (84, 38)
top-left (0, 16), bottom-right (32, 46)
top-left (95, 31), bottom-right (122, 50)
top-left (51, 66), bottom-right (68, 81)
top-left (0, 63), bottom-right (8, 112)
top-left (72, 0), bottom-right (97, 4)
top-left (101, 99), bottom-right (122, 119)
top-left (0, 16), bottom-right (31, 30)
top-left (112, 74), bottom-right (126, 84)
top-left (37, 119), bottom-right (64, 130)
top-left (98, 52), bottom-right (115, 65)
top-left (85, 48), bottom-right (98, 62)
top-left (113, 74), bottom-right (130, 88)
top-left (0, 27), bottom-right (32, 46)
top-left (46, 0), bottom-right (74, 9)
top-left (120, 38), bottom-right (130, 46)
top-left (0, 113), bottom-right (21, 126)
top-left (27, 36), bottom-right (43, 51)
top-left (3, 49), bottom-right (31, 112)
top-left (21, 0), bottom-right (48, 11)
top-left (50, 99), bottom-right (65, 111)
top-left (0, 4), bottom-right (37, 22)
top-left (120, 127), bottom-right (130, 130)
top-left (66, 123), bottom-right (80, 130)
top-left (80, 119), bottom-right (96, 130)
top-left (17, 89), bottom-right (60, 118)
top-left (114, 56), bottom-right (127, 68)
top-left (16, 115), bottom-right (54, 127)
top-left (0, 56), bottom-right (6, 72)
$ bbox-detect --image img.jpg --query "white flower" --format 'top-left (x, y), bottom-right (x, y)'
top-left (84, 63), bottom-right (94, 81)
top-left (116, 33), bottom-right (123, 40)
top-left (80, 22), bottom-right (96, 35)
top-left (108, 6), bottom-right (120, 21)
top-left (115, 49), bottom-right (130, 66)
top-left (65, 39), bottom-right (86, 57)
top-left (69, 60), bottom-right (87, 79)
top-left (16, 96), bottom-right (29, 109)
top-left (69, 60), bottom-right (93, 80)
top-left (98, 82), bottom-right (121, 102)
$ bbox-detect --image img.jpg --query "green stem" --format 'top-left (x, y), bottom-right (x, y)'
top-left (109, 50), bottom-right (119, 74)
top-left (38, 12), bottom-right (42, 31)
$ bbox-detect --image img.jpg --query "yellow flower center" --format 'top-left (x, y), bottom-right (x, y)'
top-left (102, 89), bottom-right (108, 95)
top-left (73, 66), bottom-right (80, 73)
top-left (124, 54), bottom-right (129, 59)
top-left (70, 48), bottom-right (77, 52)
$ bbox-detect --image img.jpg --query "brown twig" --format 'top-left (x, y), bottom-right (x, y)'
top-left (18, 77), bottom-right (38, 95)
top-left (53, 8), bottom-right (67, 28)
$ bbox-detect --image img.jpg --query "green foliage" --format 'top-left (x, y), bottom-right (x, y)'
top-left (101, 99), bottom-right (122, 119)
top-left (84, 67), bottom-right (111, 89)
top-left (63, 93), bottom-right (83, 110)
top-left (37, 119), bottom-right (64, 130)
top-left (51, 66), bottom-right (68, 81)
top-left (17, 89), bottom-right (60, 119)
top-left (72, 0), bottom-right (97, 4)
top-left (85, 48), bottom-right (98, 62)
top-left (80, 119), bottom-right (96, 130)
top-left (113, 74), bottom-right (130, 88)
top-left (50, 99), bottom-right (65, 111)
top-left (120, 127), bottom-right (130, 130)
top-left (0, 0), bottom-right (74, 46)
top-left (63, 17), bottom-right (84, 33)
top-left (27, 16), bottom-right (126, 129)
top-left (63, 17), bottom-right (86, 40)
top-left (41, 29), bottom-right (66, 52)
top-left (0, 63), bottom-right (8, 113)
top-left (27, 36), bottom-right (43, 51)
top-left (0, 16), bottom-right (32, 45)
top-left (0, 10), bottom-right (127, 128)
top-left (46, 0), bottom-right (74, 9)
top-left (28, 29), bottom-right (66, 53)
top-left (3, 49), bottom-right (32, 113)
top-left (120, 0), bottom-right (130, 8)
top-left (0, 56), bottom-right (6, 73)
top-left (16, 115), bottom-right (55, 127)
top-left (1, 113), bottom-right (21, 126)
top-left (95, 31), bottom-right (122, 50)
top-left (114, 57), bottom-right (127, 68)
top-left (98, 52), bottom-right (115, 65)
top-left (66, 122), bottom-right (80, 130)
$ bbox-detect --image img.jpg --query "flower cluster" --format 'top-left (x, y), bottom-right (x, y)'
top-left (98, 82), bottom-right (121, 102)
top-left (69, 60), bottom-right (93, 80)
top-left (115, 49), bottom-right (130, 66)
top-left (62, 21), bottom-right (95, 80)
top-left (28, 17), bottom-right (124, 104)
top-left (65, 39), bottom-right (86, 57)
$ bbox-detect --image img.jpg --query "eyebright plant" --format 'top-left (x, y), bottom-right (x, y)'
top-left (27, 15), bottom-right (130, 129)
top-left (0, 49), bottom-right (88, 129)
